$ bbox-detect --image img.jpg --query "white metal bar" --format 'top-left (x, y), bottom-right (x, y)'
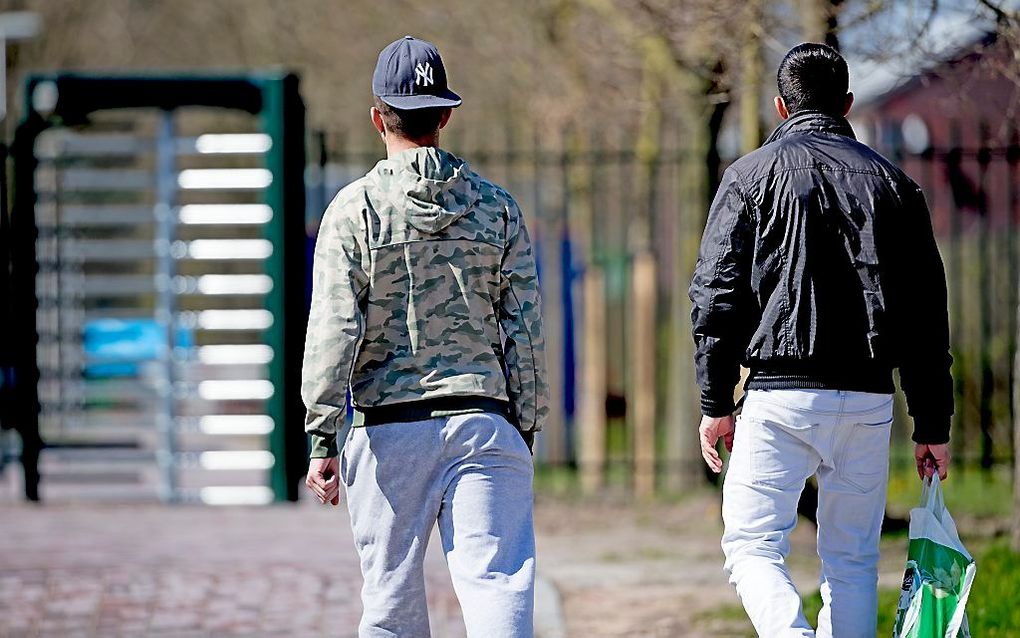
top-left (58, 205), bottom-right (154, 226)
top-left (182, 133), bottom-right (272, 155)
top-left (195, 274), bottom-right (273, 295)
top-left (198, 415), bottom-right (274, 436)
top-left (198, 450), bottom-right (275, 470)
top-left (196, 345), bottom-right (274, 365)
top-left (62, 239), bottom-right (153, 261)
top-left (178, 204), bottom-right (272, 225)
top-left (199, 486), bottom-right (274, 506)
top-left (177, 168), bottom-right (272, 190)
top-left (37, 133), bottom-right (151, 159)
top-left (197, 380), bottom-right (274, 401)
top-left (58, 168), bottom-right (152, 191)
top-left (174, 363), bottom-right (270, 383)
top-left (194, 310), bottom-right (274, 331)
top-left (82, 275), bottom-right (155, 296)
top-left (186, 239), bottom-right (273, 260)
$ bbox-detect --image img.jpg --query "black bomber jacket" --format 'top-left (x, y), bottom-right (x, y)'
top-left (688, 111), bottom-right (954, 444)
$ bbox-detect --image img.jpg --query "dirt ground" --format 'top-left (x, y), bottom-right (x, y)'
top-left (533, 491), bottom-right (910, 638)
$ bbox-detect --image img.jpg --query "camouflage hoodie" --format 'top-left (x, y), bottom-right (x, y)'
top-left (301, 146), bottom-right (548, 458)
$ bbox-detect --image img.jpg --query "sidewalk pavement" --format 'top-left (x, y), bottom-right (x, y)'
top-left (0, 500), bottom-right (469, 637)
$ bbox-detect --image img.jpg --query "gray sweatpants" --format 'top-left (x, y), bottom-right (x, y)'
top-left (340, 411), bottom-right (536, 638)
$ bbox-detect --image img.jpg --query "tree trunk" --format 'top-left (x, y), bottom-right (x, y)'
top-left (740, 1), bottom-right (765, 155)
top-left (799, 0), bottom-right (844, 49)
top-left (535, 135), bottom-right (567, 466)
top-left (579, 267), bottom-right (608, 492)
top-left (628, 52), bottom-right (663, 497)
top-left (632, 251), bottom-right (657, 498)
top-left (569, 130), bottom-right (608, 493)
top-left (664, 66), bottom-right (730, 491)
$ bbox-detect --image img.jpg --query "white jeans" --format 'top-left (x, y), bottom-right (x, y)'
top-left (721, 389), bottom-right (894, 638)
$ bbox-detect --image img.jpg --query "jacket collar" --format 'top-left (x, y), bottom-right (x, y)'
top-left (764, 110), bottom-right (856, 145)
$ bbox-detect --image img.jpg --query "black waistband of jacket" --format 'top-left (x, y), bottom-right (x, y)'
top-left (355, 396), bottom-right (513, 427)
top-left (746, 359), bottom-right (895, 394)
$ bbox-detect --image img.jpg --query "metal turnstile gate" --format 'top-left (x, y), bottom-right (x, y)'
top-left (10, 74), bottom-right (306, 503)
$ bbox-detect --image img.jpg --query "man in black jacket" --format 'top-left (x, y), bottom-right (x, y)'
top-left (689, 43), bottom-right (952, 637)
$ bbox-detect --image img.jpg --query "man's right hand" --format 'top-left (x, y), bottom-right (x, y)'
top-left (914, 443), bottom-right (950, 481)
top-left (306, 457), bottom-right (341, 506)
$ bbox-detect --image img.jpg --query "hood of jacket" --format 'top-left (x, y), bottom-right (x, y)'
top-left (370, 146), bottom-right (482, 234)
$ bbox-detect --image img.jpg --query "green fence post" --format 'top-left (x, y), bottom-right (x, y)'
top-left (260, 73), bottom-right (307, 501)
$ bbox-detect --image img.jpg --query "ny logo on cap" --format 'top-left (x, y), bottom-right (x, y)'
top-left (415, 62), bottom-right (434, 87)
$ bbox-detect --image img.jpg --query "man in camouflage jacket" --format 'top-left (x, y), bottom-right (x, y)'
top-left (301, 36), bottom-right (548, 638)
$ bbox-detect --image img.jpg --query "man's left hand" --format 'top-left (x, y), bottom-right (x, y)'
top-left (699, 414), bottom-right (735, 474)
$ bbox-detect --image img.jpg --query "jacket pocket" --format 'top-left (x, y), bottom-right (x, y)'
top-left (339, 426), bottom-right (359, 487)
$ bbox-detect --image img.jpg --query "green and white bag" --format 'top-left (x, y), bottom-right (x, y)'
top-left (892, 474), bottom-right (976, 638)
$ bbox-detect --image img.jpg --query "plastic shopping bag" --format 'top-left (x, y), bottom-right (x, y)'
top-left (892, 474), bottom-right (976, 638)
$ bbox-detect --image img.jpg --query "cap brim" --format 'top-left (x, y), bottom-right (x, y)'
top-left (378, 90), bottom-right (462, 110)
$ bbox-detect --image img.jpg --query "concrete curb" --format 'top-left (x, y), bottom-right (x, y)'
top-left (535, 574), bottom-right (567, 638)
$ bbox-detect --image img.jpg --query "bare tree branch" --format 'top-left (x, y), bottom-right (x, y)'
top-left (976, 0), bottom-right (1017, 24)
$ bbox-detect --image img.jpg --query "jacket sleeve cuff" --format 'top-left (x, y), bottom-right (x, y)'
top-left (309, 433), bottom-right (338, 459)
top-left (910, 416), bottom-right (951, 445)
top-left (701, 392), bottom-right (735, 418)
top-left (519, 429), bottom-right (535, 453)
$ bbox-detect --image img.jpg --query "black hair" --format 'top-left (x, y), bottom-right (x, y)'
top-left (777, 43), bottom-right (850, 115)
top-left (373, 97), bottom-right (447, 140)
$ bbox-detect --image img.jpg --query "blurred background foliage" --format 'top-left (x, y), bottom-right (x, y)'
top-left (3, 0), bottom-right (1019, 503)
top-left (4, 0), bottom-right (1013, 146)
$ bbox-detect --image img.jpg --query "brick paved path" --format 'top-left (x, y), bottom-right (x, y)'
top-left (0, 502), bottom-right (466, 637)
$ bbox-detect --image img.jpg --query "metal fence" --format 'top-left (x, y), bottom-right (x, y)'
top-left (312, 122), bottom-right (1019, 491)
top-left (885, 131), bottom-right (1020, 471)
top-left (308, 128), bottom-right (703, 490)
top-left (6, 109), bottom-right (1015, 501)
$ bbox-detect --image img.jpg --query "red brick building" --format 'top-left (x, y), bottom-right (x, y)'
top-left (851, 32), bottom-right (1019, 235)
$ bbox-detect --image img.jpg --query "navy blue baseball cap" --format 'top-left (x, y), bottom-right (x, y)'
top-left (372, 36), bottom-right (462, 110)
